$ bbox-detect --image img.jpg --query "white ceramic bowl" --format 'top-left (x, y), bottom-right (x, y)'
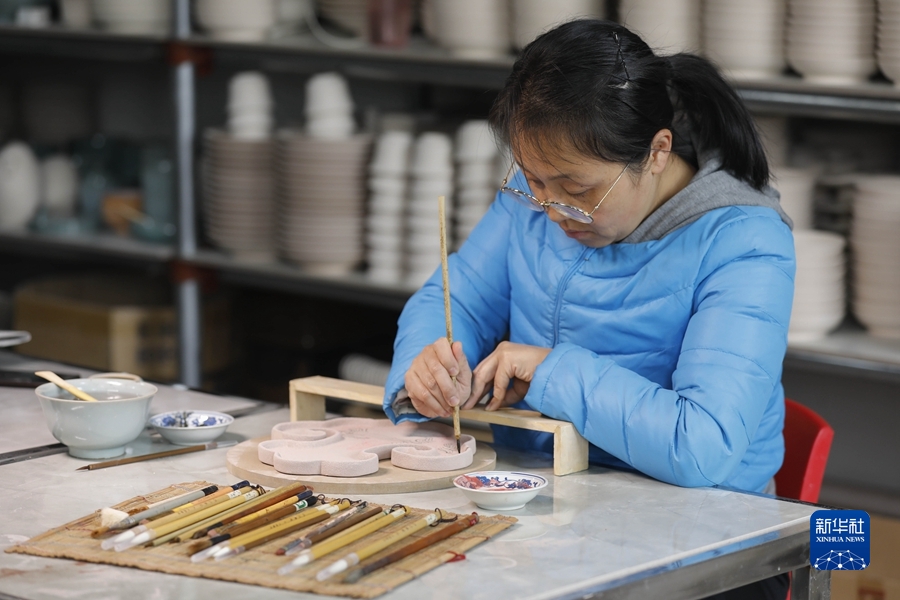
top-left (35, 378), bottom-right (158, 459)
top-left (453, 471), bottom-right (548, 511)
top-left (149, 410), bottom-right (234, 445)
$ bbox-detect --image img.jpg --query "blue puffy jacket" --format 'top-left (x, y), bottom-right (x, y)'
top-left (383, 163), bottom-right (795, 493)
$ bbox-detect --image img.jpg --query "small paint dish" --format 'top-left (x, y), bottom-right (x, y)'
top-left (149, 410), bottom-right (234, 445)
top-left (453, 471), bottom-right (548, 511)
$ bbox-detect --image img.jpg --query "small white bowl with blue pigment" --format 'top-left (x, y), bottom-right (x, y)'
top-left (149, 410), bottom-right (233, 445)
top-left (453, 471), bottom-right (548, 511)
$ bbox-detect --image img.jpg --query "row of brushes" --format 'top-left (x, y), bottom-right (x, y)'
top-left (93, 481), bottom-right (479, 583)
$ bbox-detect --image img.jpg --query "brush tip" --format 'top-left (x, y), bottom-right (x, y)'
top-left (456, 439), bottom-right (461, 453)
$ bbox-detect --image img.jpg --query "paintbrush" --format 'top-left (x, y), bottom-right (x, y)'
top-left (186, 494), bottom-right (318, 558)
top-left (278, 506), bottom-right (409, 575)
top-left (210, 500), bottom-right (351, 562)
top-left (315, 509), bottom-right (442, 580)
top-left (77, 440), bottom-right (238, 472)
top-left (277, 502), bottom-right (380, 556)
top-left (342, 512), bottom-right (479, 583)
top-left (438, 195), bottom-right (461, 453)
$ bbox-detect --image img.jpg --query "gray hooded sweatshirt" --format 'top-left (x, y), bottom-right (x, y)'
top-left (622, 150), bottom-right (793, 244)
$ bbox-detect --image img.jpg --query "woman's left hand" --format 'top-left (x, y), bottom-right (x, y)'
top-left (464, 342), bottom-right (552, 411)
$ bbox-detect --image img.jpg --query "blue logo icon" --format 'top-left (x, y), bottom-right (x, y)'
top-left (810, 510), bottom-right (870, 571)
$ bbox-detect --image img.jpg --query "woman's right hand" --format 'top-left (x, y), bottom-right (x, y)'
top-left (404, 338), bottom-right (472, 419)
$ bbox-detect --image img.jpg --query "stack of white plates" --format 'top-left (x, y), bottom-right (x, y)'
top-left (619, 0), bottom-right (702, 55)
top-left (703, 0), bottom-right (786, 79)
top-left (454, 120), bottom-right (498, 248)
top-left (428, 0), bottom-right (510, 58)
top-left (317, 0), bottom-right (368, 36)
top-left (194, 0), bottom-right (276, 41)
top-left (510, 0), bottom-right (604, 50)
top-left (90, 0), bottom-right (171, 35)
top-left (406, 132), bottom-right (454, 287)
top-left (786, 0), bottom-right (876, 85)
top-left (275, 130), bottom-right (372, 275)
top-left (201, 129), bottom-right (276, 261)
top-left (877, 0), bottom-right (900, 84)
top-left (850, 175), bottom-right (900, 338)
top-left (367, 130), bottom-right (412, 284)
top-left (790, 230), bottom-right (846, 342)
top-left (773, 166), bottom-right (818, 230)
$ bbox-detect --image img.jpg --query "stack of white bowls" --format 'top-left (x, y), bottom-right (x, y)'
top-left (39, 155), bottom-right (79, 218)
top-left (619, 0), bottom-right (702, 55)
top-left (90, 0), bottom-right (171, 35)
top-left (786, 0), bottom-right (877, 85)
top-left (877, 0), bottom-right (900, 84)
top-left (367, 130), bottom-right (412, 284)
top-left (773, 166), bottom-right (818, 230)
top-left (790, 230), bottom-right (846, 342)
top-left (305, 72), bottom-right (355, 140)
top-left (427, 0), bottom-right (511, 58)
top-left (703, 0), bottom-right (786, 79)
top-left (510, 0), bottom-right (604, 50)
top-left (194, 0), bottom-right (276, 41)
top-left (272, 0), bottom-right (312, 37)
top-left (317, 0), bottom-right (368, 36)
top-left (201, 129), bottom-right (276, 260)
top-left (227, 72), bottom-right (273, 141)
top-left (60, 0), bottom-right (92, 28)
top-left (454, 120), bottom-right (498, 248)
top-left (850, 175), bottom-right (900, 338)
top-left (275, 131), bottom-right (372, 274)
top-left (0, 142), bottom-right (40, 230)
top-left (406, 132), bottom-right (454, 287)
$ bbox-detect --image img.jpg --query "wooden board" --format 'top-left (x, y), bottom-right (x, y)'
top-left (289, 376), bottom-right (589, 476)
top-left (227, 437), bottom-right (497, 494)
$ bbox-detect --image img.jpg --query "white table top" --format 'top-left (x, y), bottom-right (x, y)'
top-left (0, 373), bottom-right (820, 600)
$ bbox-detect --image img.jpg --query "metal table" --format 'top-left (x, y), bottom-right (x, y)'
top-left (0, 359), bottom-right (827, 600)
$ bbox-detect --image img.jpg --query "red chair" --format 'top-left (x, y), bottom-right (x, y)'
top-left (775, 398), bottom-right (834, 503)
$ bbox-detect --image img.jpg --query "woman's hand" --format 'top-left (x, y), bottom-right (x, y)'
top-left (465, 342), bottom-right (552, 411)
top-left (404, 338), bottom-right (472, 418)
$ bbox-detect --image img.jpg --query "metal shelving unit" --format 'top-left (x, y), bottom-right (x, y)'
top-left (5, 8), bottom-right (900, 383)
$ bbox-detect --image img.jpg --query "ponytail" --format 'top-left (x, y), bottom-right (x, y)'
top-left (491, 20), bottom-right (771, 191)
top-left (667, 53), bottom-right (769, 189)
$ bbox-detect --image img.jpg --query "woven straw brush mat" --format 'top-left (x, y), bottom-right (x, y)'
top-left (6, 481), bottom-right (516, 598)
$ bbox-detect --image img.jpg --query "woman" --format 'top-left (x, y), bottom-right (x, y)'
top-left (383, 19), bottom-right (794, 598)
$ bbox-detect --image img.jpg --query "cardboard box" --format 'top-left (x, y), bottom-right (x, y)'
top-left (826, 514), bottom-right (900, 600)
top-left (13, 274), bottom-right (230, 382)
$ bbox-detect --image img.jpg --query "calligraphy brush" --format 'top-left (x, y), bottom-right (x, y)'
top-left (438, 195), bottom-right (461, 453)
top-left (278, 503), bottom-right (382, 556)
top-left (77, 440), bottom-right (238, 472)
top-left (316, 509), bottom-right (443, 580)
top-left (342, 512), bottom-right (479, 583)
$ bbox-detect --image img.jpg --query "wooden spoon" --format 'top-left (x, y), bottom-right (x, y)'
top-left (35, 371), bottom-right (99, 402)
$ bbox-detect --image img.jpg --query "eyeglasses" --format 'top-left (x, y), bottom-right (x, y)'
top-left (499, 162), bottom-right (630, 224)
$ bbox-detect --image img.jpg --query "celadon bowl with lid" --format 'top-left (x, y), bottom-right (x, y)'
top-left (35, 378), bottom-right (158, 459)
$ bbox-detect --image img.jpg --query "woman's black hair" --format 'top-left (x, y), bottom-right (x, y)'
top-left (489, 19), bottom-right (770, 190)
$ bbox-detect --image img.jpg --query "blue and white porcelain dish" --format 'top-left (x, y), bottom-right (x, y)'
top-left (149, 410), bottom-right (233, 445)
top-left (453, 471), bottom-right (548, 511)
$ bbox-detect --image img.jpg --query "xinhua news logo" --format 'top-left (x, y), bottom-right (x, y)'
top-left (810, 510), bottom-right (870, 571)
